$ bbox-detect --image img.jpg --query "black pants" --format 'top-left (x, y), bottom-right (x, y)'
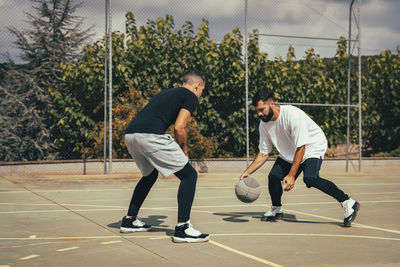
top-left (268, 157), bottom-right (349, 206)
top-left (127, 162), bottom-right (197, 222)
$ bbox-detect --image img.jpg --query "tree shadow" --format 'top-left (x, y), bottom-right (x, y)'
top-left (108, 215), bottom-right (175, 235)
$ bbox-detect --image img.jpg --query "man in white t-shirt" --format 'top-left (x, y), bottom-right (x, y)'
top-left (239, 89), bottom-right (360, 227)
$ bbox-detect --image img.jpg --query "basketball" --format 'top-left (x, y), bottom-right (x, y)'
top-left (235, 177), bottom-right (261, 203)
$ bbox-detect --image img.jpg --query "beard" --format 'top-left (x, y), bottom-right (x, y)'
top-left (260, 108), bottom-right (274, 122)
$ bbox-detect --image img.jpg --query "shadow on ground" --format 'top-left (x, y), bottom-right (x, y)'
top-left (107, 215), bottom-right (175, 235)
top-left (214, 212), bottom-right (343, 226)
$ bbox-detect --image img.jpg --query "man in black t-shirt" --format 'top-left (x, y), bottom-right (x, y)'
top-left (121, 69), bottom-right (210, 243)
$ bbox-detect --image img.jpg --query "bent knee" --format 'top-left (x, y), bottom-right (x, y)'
top-left (303, 176), bottom-right (317, 188)
top-left (144, 169), bottom-right (158, 180)
top-left (268, 173), bottom-right (281, 182)
top-left (175, 163), bottom-right (197, 181)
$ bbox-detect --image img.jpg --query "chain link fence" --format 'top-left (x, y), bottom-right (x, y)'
top-left (1, 0), bottom-right (364, 174)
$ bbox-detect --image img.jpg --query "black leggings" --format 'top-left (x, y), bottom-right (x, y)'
top-left (127, 162), bottom-right (197, 222)
top-left (268, 157), bottom-right (349, 206)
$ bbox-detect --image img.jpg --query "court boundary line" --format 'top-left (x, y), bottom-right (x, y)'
top-left (284, 208), bottom-right (400, 235)
top-left (1, 233), bottom-right (399, 242)
top-left (209, 240), bottom-right (283, 267)
top-left (2, 199), bottom-right (400, 215)
top-left (1, 182), bottom-right (400, 193)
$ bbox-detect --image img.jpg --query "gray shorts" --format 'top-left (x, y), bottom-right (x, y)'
top-left (125, 133), bottom-right (188, 177)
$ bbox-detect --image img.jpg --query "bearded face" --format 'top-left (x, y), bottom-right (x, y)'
top-left (260, 107), bottom-right (274, 122)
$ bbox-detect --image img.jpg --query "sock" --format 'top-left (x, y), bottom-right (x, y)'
top-left (177, 220), bottom-right (190, 226)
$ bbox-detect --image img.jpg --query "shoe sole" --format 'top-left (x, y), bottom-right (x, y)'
top-left (344, 202), bottom-right (360, 227)
top-left (261, 213), bottom-right (283, 222)
top-left (120, 226), bottom-right (151, 233)
top-left (171, 235), bottom-right (210, 243)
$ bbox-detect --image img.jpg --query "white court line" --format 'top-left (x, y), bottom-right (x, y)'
top-left (284, 208), bottom-right (400, 235)
top-left (0, 265), bottom-right (10, 267)
top-left (1, 182), bottom-right (399, 194)
top-left (1, 190), bottom-right (399, 205)
top-left (101, 240), bottom-right (122, 245)
top-left (212, 233), bottom-right (400, 241)
top-left (1, 202), bottom-right (399, 236)
top-left (19, 254), bottom-right (40, 260)
top-left (2, 233), bottom-right (399, 242)
top-left (1, 199), bottom-right (400, 214)
top-left (209, 240), bottom-right (283, 267)
top-left (56, 246), bottom-right (80, 252)
top-left (150, 237), bottom-right (170, 240)
top-left (0, 191), bottom-right (400, 208)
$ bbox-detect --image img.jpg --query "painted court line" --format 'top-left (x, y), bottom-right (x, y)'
top-left (56, 246), bottom-right (80, 252)
top-left (1, 190), bottom-right (399, 206)
top-left (212, 233), bottom-right (400, 242)
top-left (209, 240), bottom-right (283, 267)
top-left (2, 233), bottom-right (399, 242)
top-left (19, 254), bottom-right (40, 260)
top-left (284, 208), bottom-right (400, 235)
top-left (1, 182), bottom-right (399, 194)
top-left (101, 240), bottom-right (122, 245)
top-left (1, 199), bottom-right (400, 215)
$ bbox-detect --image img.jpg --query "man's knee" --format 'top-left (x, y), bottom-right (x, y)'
top-left (268, 172), bottom-right (281, 183)
top-left (303, 176), bottom-right (317, 188)
top-left (175, 163), bottom-right (197, 181)
top-left (143, 169), bottom-right (158, 182)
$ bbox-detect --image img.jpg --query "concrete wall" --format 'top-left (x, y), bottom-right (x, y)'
top-left (0, 158), bottom-right (399, 176)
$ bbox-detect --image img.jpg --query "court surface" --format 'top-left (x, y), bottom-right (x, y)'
top-left (1, 171), bottom-right (399, 267)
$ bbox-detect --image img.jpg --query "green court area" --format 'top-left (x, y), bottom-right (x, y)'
top-left (1, 171), bottom-right (399, 266)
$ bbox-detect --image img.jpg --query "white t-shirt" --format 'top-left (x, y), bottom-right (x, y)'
top-left (258, 105), bottom-right (327, 163)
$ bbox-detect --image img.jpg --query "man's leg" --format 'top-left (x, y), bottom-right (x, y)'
top-left (172, 162), bottom-right (209, 243)
top-left (302, 158), bottom-right (360, 226)
top-left (120, 168), bottom-right (158, 233)
top-left (174, 163), bottom-right (197, 223)
top-left (268, 157), bottom-right (292, 206)
top-left (262, 158), bottom-right (292, 221)
top-left (302, 158), bottom-right (349, 202)
top-left (127, 168), bottom-right (159, 217)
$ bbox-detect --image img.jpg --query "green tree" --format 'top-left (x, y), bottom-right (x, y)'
top-left (0, 64), bottom-right (53, 161)
top-left (62, 12), bottom-right (399, 159)
top-left (3, 0), bottom-right (92, 160)
top-left (364, 48), bottom-right (400, 154)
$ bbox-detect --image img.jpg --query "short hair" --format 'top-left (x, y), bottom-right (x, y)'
top-left (252, 89), bottom-right (274, 106)
top-left (183, 69), bottom-right (205, 85)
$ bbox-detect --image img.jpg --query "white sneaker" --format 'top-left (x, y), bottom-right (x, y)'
top-left (261, 206), bottom-right (283, 221)
top-left (120, 216), bottom-right (152, 233)
top-left (171, 220), bottom-right (210, 243)
top-left (341, 198), bottom-right (360, 227)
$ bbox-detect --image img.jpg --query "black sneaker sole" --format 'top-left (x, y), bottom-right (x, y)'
top-left (171, 235), bottom-right (210, 243)
top-left (344, 202), bottom-right (360, 227)
top-left (261, 213), bottom-right (283, 222)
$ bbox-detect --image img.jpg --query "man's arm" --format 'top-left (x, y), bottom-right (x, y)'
top-left (239, 152), bottom-right (269, 181)
top-left (282, 145), bottom-right (305, 191)
top-left (174, 108), bottom-right (191, 157)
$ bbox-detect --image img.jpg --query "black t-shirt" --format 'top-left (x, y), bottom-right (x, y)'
top-left (126, 87), bottom-right (199, 134)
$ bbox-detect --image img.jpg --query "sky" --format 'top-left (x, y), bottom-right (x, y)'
top-left (0, 0), bottom-right (399, 63)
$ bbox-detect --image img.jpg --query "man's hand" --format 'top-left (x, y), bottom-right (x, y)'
top-left (237, 172), bottom-right (249, 183)
top-left (282, 175), bottom-right (295, 191)
top-left (237, 152), bottom-right (269, 183)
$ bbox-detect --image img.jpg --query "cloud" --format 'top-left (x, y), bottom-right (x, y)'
top-left (1, 0), bottom-right (399, 63)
